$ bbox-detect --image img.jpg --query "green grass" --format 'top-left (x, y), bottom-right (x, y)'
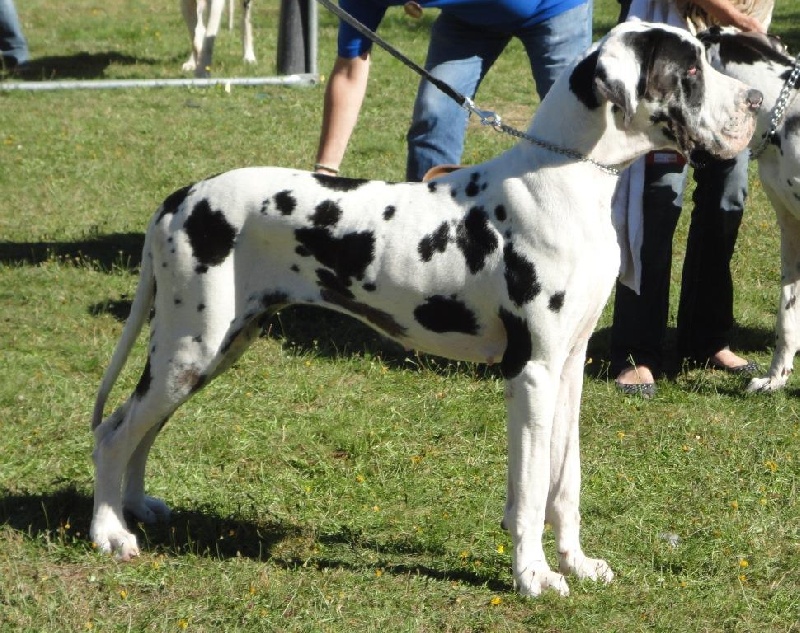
top-left (2, 0), bottom-right (800, 630)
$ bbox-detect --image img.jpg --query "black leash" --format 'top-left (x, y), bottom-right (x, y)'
top-left (314, 0), bottom-right (620, 175)
top-left (314, 0), bottom-right (501, 125)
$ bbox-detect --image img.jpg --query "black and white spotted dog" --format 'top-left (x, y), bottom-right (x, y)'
top-left (91, 22), bottom-right (760, 597)
top-left (182, 0), bottom-right (255, 77)
top-left (701, 28), bottom-right (800, 392)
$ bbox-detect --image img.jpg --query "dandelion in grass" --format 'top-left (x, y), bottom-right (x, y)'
top-left (764, 460), bottom-right (778, 473)
top-left (490, 596), bottom-right (502, 606)
top-left (496, 544), bottom-right (505, 555)
top-left (178, 619), bottom-right (189, 630)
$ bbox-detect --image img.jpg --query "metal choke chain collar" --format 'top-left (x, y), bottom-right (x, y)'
top-left (750, 57), bottom-right (800, 160)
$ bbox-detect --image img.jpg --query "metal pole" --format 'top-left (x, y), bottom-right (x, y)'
top-left (277, 0), bottom-right (313, 75)
top-left (0, 74), bottom-right (318, 91)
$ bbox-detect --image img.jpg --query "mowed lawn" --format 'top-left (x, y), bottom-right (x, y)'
top-left (1, 0), bottom-right (799, 631)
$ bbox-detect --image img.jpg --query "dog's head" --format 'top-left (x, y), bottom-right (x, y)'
top-left (698, 27), bottom-right (797, 138)
top-left (570, 21), bottom-right (762, 162)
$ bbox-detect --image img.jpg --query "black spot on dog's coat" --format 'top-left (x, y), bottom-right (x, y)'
top-left (418, 222), bottom-right (450, 262)
top-left (414, 295), bottom-right (479, 335)
top-left (499, 308), bottom-right (532, 379)
top-left (456, 206), bottom-right (498, 274)
top-left (312, 173), bottom-right (369, 192)
top-left (295, 227), bottom-right (375, 288)
top-left (549, 292), bottom-right (565, 312)
top-left (184, 199), bottom-right (237, 270)
top-left (274, 190), bottom-right (297, 216)
top-left (494, 205), bottom-right (507, 222)
top-left (316, 267), bottom-right (354, 299)
top-left (310, 200), bottom-right (342, 228)
top-left (157, 185), bottom-right (192, 222)
top-left (504, 243), bottom-right (541, 306)
top-left (383, 205), bottom-right (396, 220)
top-left (465, 173), bottom-right (483, 197)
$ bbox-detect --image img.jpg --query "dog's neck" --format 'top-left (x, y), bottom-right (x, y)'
top-left (521, 75), bottom-right (662, 173)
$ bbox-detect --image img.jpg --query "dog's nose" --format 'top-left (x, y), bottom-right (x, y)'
top-left (745, 89), bottom-right (763, 111)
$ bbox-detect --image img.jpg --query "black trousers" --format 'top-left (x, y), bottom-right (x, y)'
top-left (610, 151), bottom-right (748, 376)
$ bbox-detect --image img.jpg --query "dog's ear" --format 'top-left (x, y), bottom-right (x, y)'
top-left (594, 66), bottom-right (638, 127)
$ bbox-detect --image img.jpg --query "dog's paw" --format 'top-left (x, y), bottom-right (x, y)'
top-left (559, 550), bottom-right (614, 583)
top-left (182, 60), bottom-right (198, 72)
top-left (91, 528), bottom-right (140, 562)
top-left (746, 375), bottom-right (788, 393)
top-left (514, 566), bottom-right (570, 597)
top-left (124, 495), bottom-right (172, 525)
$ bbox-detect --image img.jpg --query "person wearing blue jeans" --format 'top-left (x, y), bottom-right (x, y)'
top-left (314, 0), bottom-right (592, 180)
top-left (0, 0), bottom-right (28, 71)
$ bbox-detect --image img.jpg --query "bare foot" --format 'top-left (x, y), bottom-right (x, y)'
top-left (616, 365), bottom-right (655, 385)
top-left (710, 347), bottom-right (748, 369)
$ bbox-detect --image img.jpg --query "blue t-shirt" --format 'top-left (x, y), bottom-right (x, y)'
top-left (337, 0), bottom-right (586, 57)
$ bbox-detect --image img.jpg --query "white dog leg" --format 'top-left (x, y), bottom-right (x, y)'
top-left (749, 204), bottom-right (800, 392)
top-left (549, 340), bottom-right (614, 584)
top-left (504, 361), bottom-right (570, 597)
top-left (122, 423), bottom-right (172, 524)
top-left (241, 0), bottom-right (256, 64)
top-left (181, 0), bottom-right (206, 72)
top-left (91, 398), bottom-right (155, 561)
top-left (195, 0), bottom-right (226, 77)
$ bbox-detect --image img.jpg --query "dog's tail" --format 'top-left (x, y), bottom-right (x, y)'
top-left (92, 224), bottom-right (157, 430)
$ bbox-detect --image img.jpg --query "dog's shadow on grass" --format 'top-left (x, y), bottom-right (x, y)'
top-left (0, 485), bottom-right (509, 591)
top-left (0, 232), bottom-right (144, 270)
top-left (7, 52), bottom-right (160, 81)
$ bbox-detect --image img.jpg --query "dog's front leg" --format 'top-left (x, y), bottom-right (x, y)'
top-left (749, 203), bottom-right (800, 392)
top-left (195, 0), bottom-right (226, 77)
top-left (241, 0), bottom-right (256, 64)
top-left (504, 360), bottom-right (570, 597)
top-left (549, 339), bottom-right (614, 585)
top-left (181, 0), bottom-right (206, 72)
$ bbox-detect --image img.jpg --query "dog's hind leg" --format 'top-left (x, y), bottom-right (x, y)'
top-left (549, 339), bottom-right (614, 585)
top-left (91, 389), bottom-right (178, 560)
top-left (749, 203), bottom-right (800, 392)
top-left (122, 422), bottom-right (173, 525)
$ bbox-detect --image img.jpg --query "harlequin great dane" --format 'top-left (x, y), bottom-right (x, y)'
top-left (700, 28), bottom-right (800, 392)
top-left (91, 22), bottom-right (761, 597)
top-left (181, 0), bottom-right (255, 77)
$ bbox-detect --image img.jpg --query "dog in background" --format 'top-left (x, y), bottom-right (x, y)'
top-left (701, 28), bottom-right (800, 392)
top-left (181, 0), bottom-right (255, 77)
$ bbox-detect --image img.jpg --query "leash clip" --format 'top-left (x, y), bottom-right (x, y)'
top-left (463, 97), bottom-right (502, 129)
